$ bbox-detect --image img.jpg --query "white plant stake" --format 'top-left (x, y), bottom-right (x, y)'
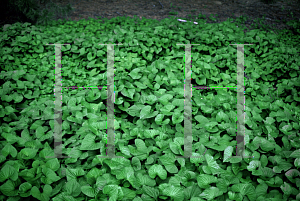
top-left (177, 19), bottom-right (198, 24)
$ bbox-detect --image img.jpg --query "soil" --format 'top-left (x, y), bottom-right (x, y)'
top-left (1, 0), bottom-right (300, 35)
top-left (33, 0), bottom-right (300, 33)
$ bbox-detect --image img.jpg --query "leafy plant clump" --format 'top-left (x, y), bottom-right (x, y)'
top-left (0, 13), bottom-right (300, 201)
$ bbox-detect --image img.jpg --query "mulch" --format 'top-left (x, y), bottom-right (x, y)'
top-left (1, 0), bottom-right (300, 37)
top-left (33, 0), bottom-right (300, 35)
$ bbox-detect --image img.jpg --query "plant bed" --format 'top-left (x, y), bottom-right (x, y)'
top-left (0, 13), bottom-right (300, 201)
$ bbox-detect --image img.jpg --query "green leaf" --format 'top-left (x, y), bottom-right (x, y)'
top-left (11, 92), bottom-right (23, 103)
top-left (290, 149), bottom-right (300, 158)
top-left (81, 185), bottom-right (95, 198)
top-left (89, 68), bottom-right (98, 77)
top-left (260, 138), bottom-right (274, 152)
top-left (294, 158), bottom-right (300, 168)
top-left (134, 81), bottom-right (148, 90)
top-left (144, 129), bottom-right (160, 139)
top-left (87, 89), bottom-right (101, 102)
top-left (19, 182), bottom-right (32, 193)
top-left (139, 105), bottom-right (158, 120)
top-left (231, 183), bottom-right (256, 200)
top-left (183, 184), bottom-right (202, 200)
top-left (66, 179), bottom-right (81, 197)
top-left (88, 102), bottom-right (103, 114)
top-left (75, 111), bottom-right (83, 121)
top-left (42, 185), bottom-right (53, 200)
top-left (129, 68), bottom-right (142, 79)
top-left (170, 142), bottom-right (181, 155)
top-left (87, 59), bottom-right (97, 68)
top-left (68, 97), bottom-right (77, 108)
top-left (158, 94), bottom-right (173, 105)
top-left (103, 185), bottom-right (122, 200)
top-left (216, 111), bottom-right (229, 122)
top-left (145, 94), bottom-right (157, 105)
top-left (80, 134), bottom-right (101, 150)
top-left (66, 114), bottom-right (80, 124)
top-left (36, 125), bottom-right (46, 139)
top-left (202, 55), bottom-right (211, 62)
top-left (140, 105), bottom-right (152, 119)
top-left (5, 106), bottom-right (16, 114)
top-left (18, 35), bottom-right (30, 43)
top-left (199, 187), bottom-right (222, 200)
top-left (121, 88), bottom-right (135, 99)
top-left (41, 167), bottom-right (61, 185)
top-left (0, 180), bottom-right (18, 196)
top-left (247, 161), bottom-right (262, 175)
top-left (18, 148), bottom-right (38, 159)
top-left (255, 183), bottom-right (268, 198)
top-left (203, 62), bottom-right (211, 69)
top-left (1, 143), bottom-right (17, 158)
top-left (135, 139), bottom-right (148, 154)
top-left (205, 154), bottom-right (224, 175)
top-left (159, 153), bottom-right (178, 173)
top-left (265, 116), bottom-right (277, 126)
top-left (121, 187), bottom-right (137, 200)
top-left (62, 121), bottom-right (70, 130)
top-left (223, 146), bottom-right (233, 162)
top-left (204, 122), bottom-right (218, 131)
top-left (66, 167), bottom-right (86, 181)
top-left (142, 185), bottom-right (159, 200)
top-left (132, 157), bottom-right (141, 170)
top-left (222, 103), bottom-right (230, 110)
top-left (172, 99), bottom-right (184, 107)
top-left (220, 73), bottom-right (230, 80)
top-left (172, 112), bottom-right (184, 124)
top-left (260, 155), bottom-right (268, 168)
top-left (87, 52), bottom-right (96, 61)
top-left (154, 83), bottom-right (160, 90)
top-left (190, 152), bottom-right (206, 164)
top-left (46, 158), bottom-right (60, 171)
top-left (127, 104), bottom-right (143, 117)
top-left (163, 185), bottom-right (184, 201)
top-left (79, 47), bottom-right (85, 55)
top-left (155, 114), bottom-right (165, 124)
top-left (195, 115), bottom-right (209, 126)
top-left (0, 164), bottom-right (18, 182)
top-left (160, 104), bottom-right (175, 115)
top-left (148, 164), bottom-right (167, 180)
top-left (280, 123), bottom-right (293, 134)
top-left (197, 174), bottom-right (218, 188)
top-left (31, 184), bottom-right (52, 201)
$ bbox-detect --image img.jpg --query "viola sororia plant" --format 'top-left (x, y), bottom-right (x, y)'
top-left (0, 13), bottom-right (300, 201)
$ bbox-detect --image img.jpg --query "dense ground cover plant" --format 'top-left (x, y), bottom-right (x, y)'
top-left (0, 13), bottom-right (300, 200)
